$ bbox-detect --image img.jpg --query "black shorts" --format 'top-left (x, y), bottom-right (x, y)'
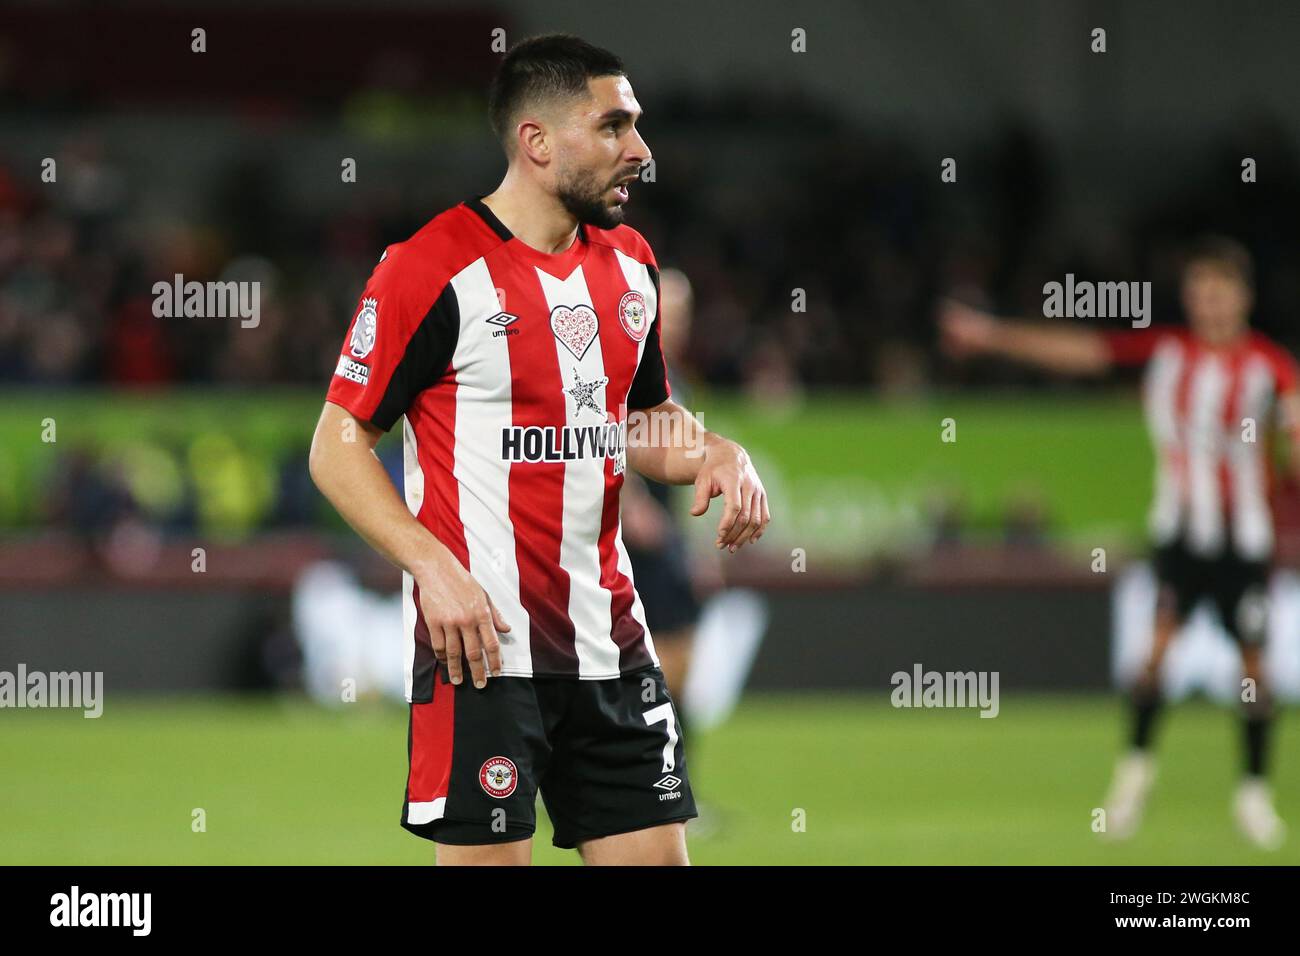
top-left (400, 662), bottom-right (696, 849)
top-left (1153, 537), bottom-right (1271, 646)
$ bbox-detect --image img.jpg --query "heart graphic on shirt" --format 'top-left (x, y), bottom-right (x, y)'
top-left (550, 304), bottom-right (600, 360)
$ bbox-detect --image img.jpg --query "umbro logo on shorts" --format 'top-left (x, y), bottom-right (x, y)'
top-left (654, 773), bottom-right (683, 801)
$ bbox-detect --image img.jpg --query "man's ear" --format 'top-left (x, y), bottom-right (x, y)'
top-left (518, 120), bottom-right (551, 165)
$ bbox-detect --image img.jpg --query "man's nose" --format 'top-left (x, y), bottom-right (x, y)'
top-left (628, 130), bottom-right (651, 168)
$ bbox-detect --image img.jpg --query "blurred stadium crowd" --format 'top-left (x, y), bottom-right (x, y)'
top-left (6, 109), bottom-right (1300, 392)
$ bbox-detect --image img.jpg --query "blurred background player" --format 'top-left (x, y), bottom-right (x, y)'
top-left (621, 266), bottom-right (772, 824)
top-left (622, 267), bottom-right (702, 708)
top-left (941, 236), bottom-right (1300, 849)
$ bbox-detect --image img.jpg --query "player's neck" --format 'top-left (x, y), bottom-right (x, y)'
top-left (1196, 327), bottom-right (1251, 352)
top-left (481, 180), bottom-right (581, 256)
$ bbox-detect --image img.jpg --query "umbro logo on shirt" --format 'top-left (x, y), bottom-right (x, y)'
top-left (485, 312), bottom-right (519, 337)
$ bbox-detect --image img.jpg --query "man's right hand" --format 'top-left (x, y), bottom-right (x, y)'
top-left (414, 553), bottom-right (510, 689)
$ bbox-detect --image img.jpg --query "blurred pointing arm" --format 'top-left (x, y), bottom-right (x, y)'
top-left (939, 298), bottom-right (1114, 376)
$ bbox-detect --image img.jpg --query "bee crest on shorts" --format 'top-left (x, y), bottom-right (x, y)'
top-left (479, 756), bottom-right (518, 798)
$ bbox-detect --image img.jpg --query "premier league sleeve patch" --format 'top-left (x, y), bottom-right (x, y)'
top-left (334, 355), bottom-right (370, 386)
top-left (349, 297), bottom-right (378, 358)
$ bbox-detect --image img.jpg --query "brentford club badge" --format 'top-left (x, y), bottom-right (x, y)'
top-left (479, 756), bottom-right (518, 798)
top-left (618, 290), bottom-right (648, 342)
top-left (349, 297), bottom-right (378, 358)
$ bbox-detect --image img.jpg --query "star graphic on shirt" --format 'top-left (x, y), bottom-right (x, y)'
top-left (565, 369), bottom-right (609, 418)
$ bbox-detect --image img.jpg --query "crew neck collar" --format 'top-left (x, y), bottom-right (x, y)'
top-left (464, 194), bottom-right (589, 274)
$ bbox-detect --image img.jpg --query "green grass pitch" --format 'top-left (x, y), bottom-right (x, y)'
top-left (2, 694), bottom-right (1295, 865)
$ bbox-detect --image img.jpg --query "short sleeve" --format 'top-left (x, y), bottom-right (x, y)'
top-left (625, 264), bottom-right (672, 410)
top-left (1267, 343), bottom-right (1300, 396)
top-left (1099, 327), bottom-right (1174, 367)
top-left (326, 245), bottom-right (460, 431)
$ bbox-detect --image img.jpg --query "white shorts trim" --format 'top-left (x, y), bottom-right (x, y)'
top-left (406, 797), bottom-right (447, 825)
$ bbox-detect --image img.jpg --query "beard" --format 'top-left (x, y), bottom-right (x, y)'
top-left (555, 163), bottom-right (626, 231)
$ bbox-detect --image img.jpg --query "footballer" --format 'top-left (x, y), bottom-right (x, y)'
top-left (309, 33), bottom-right (770, 865)
top-left (942, 237), bottom-right (1299, 849)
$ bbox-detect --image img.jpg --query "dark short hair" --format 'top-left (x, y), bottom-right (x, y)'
top-left (1183, 235), bottom-right (1255, 291)
top-left (488, 34), bottom-right (626, 156)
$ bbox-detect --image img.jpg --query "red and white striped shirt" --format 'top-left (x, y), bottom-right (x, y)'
top-left (1104, 326), bottom-right (1299, 560)
top-left (326, 196), bottom-right (671, 698)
